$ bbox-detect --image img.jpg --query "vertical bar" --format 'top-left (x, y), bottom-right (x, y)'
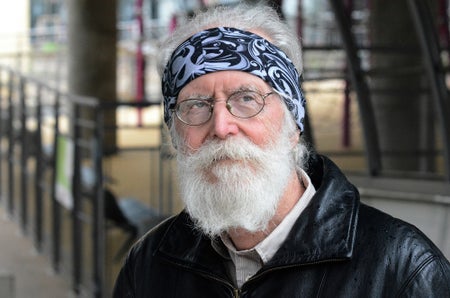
top-left (34, 84), bottom-right (43, 251)
top-left (438, 0), bottom-right (450, 59)
top-left (51, 91), bottom-right (61, 272)
top-left (328, 0), bottom-right (382, 176)
top-left (0, 68), bottom-right (4, 205)
top-left (296, 1), bottom-right (315, 146)
top-left (93, 105), bottom-right (105, 298)
top-left (19, 77), bottom-right (28, 231)
top-left (150, 0), bottom-right (159, 20)
top-left (342, 79), bottom-right (351, 148)
top-left (418, 93), bottom-right (435, 172)
top-left (342, 0), bottom-right (353, 148)
top-left (296, 0), bottom-right (303, 38)
top-left (72, 102), bottom-right (82, 295)
top-left (135, 0), bottom-right (145, 127)
top-left (7, 71), bottom-right (14, 216)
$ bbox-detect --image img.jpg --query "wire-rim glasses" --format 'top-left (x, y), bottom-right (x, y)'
top-left (173, 90), bottom-right (274, 126)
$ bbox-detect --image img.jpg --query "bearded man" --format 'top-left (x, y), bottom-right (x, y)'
top-left (113, 3), bottom-right (450, 297)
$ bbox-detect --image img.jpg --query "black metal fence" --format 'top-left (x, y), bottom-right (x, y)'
top-left (0, 65), bottom-right (174, 297)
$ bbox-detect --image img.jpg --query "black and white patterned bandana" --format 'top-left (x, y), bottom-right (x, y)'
top-left (162, 26), bottom-right (306, 131)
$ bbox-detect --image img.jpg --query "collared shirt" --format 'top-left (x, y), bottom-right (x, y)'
top-left (212, 170), bottom-right (316, 288)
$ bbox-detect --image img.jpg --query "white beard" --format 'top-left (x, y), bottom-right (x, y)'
top-left (176, 125), bottom-right (297, 238)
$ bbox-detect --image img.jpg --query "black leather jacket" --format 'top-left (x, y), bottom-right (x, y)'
top-left (113, 155), bottom-right (450, 297)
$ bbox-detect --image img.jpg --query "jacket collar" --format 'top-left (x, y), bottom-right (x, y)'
top-left (267, 154), bottom-right (359, 267)
top-left (156, 154), bottom-right (359, 273)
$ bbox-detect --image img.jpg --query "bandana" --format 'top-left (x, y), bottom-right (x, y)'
top-left (162, 26), bottom-right (306, 131)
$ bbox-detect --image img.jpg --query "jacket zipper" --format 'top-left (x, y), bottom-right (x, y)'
top-left (192, 269), bottom-right (241, 297)
top-left (164, 257), bottom-right (240, 297)
top-left (168, 258), bottom-right (346, 297)
top-left (241, 258), bottom-right (347, 293)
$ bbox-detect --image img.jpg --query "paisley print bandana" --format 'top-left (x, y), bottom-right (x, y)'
top-left (162, 26), bottom-right (306, 132)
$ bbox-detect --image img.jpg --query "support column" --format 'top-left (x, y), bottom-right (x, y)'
top-left (67, 0), bottom-right (117, 153)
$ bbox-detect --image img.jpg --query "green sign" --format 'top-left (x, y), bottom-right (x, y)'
top-left (55, 136), bottom-right (74, 210)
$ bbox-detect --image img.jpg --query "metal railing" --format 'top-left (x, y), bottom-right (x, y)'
top-left (0, 65), bottom-right (174, 297)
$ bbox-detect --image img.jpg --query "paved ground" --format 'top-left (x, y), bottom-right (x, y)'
top-left (0, 207), bottom-right (73, 298)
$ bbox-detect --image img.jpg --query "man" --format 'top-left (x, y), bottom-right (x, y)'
top-left (114, 3), bottom-right (450, 297)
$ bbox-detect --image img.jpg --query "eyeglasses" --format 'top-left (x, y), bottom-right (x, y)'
top-left (173, 90), bottom-right (275, 126)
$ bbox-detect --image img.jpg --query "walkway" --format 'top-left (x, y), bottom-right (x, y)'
top-left (0, 206), bottom-right (73, 298)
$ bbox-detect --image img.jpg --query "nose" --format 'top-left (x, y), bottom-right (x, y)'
top-left (209, 101), bottom-right (239, 139)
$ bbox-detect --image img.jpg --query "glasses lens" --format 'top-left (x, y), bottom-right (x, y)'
top-left (176, 99), bottom-right (211, 125)
top-left (227, 91), bottom-right (265, 118)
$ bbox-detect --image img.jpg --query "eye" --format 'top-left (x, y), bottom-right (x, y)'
top-left (179, 99), bottom-right (209, 112)
top-left (229, 91), bottom-right (264, 106)
top-left (231, 91), bottom-right (259, 103)
top-left (191, 100), bottom-right (208, 109)
top-left (241, 94), bottom-right (257, 102)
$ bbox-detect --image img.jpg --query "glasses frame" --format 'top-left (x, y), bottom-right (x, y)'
top-left (173, 91), bottom-right (275, 126)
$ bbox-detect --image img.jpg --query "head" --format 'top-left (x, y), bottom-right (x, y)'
top-left (159, 3), bottom-right (310, 237)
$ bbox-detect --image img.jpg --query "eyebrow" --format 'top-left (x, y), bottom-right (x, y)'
top-left (178, 93), bottom-right (212, 102)
top-left (180, 85), bottom-right (262, 101)
top-left (231, 85), bottom-right (259, 93)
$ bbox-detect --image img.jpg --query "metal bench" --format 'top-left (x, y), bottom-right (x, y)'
top-left (103, 188), bottom-right (168, 260)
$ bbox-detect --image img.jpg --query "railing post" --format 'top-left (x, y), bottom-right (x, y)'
top-left (93, 105), bottom-right (105, 298)
top-left (51, 91), bottom-right (61, 272)
top-left (0, 68), bottom-right (4, 206)
top-left (72, 100), bottom-right (82, 295)
top-left (34, 83), bottom-right (43, 251)
top-left (19, 76), bottom-right (28, 233)
top-left (7, 70), bottom-right (15, 216)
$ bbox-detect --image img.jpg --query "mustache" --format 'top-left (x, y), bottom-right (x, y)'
top-left (180, 137), bottom-right (269, 169)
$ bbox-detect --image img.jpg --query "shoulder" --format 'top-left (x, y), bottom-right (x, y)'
top-left (357, 203), bottom-right (439, 253)
top-left (357, 203), bottom-right (445, 259)
top-left (113, 212), bottom-right (188, 297)
top-left (126, 212), bottom-right (184, 262)
top-left (356, 203), bottom-right (450, 295)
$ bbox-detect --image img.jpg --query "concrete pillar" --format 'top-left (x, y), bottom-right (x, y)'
top-left (67, 0), bottom-right (117, 153)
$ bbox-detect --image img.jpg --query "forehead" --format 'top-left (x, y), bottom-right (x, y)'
top-left (178, 71), bottom-right (271, 98)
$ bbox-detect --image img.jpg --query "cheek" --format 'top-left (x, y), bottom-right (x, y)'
top-left (174, 124), bottom-right (206, 151)
top-left (184, 132), bottom-right (203, 149)
top-left (249, 109), bottom-right (285, 145)
top-left (241, 119), bottom-right (281, 147)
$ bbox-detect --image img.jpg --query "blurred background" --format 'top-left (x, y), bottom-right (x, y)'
top-left (0, 0), bottom-right (449, 297)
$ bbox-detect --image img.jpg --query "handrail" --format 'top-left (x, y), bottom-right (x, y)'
top-left (0, 64), bottom-right (172, 297)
